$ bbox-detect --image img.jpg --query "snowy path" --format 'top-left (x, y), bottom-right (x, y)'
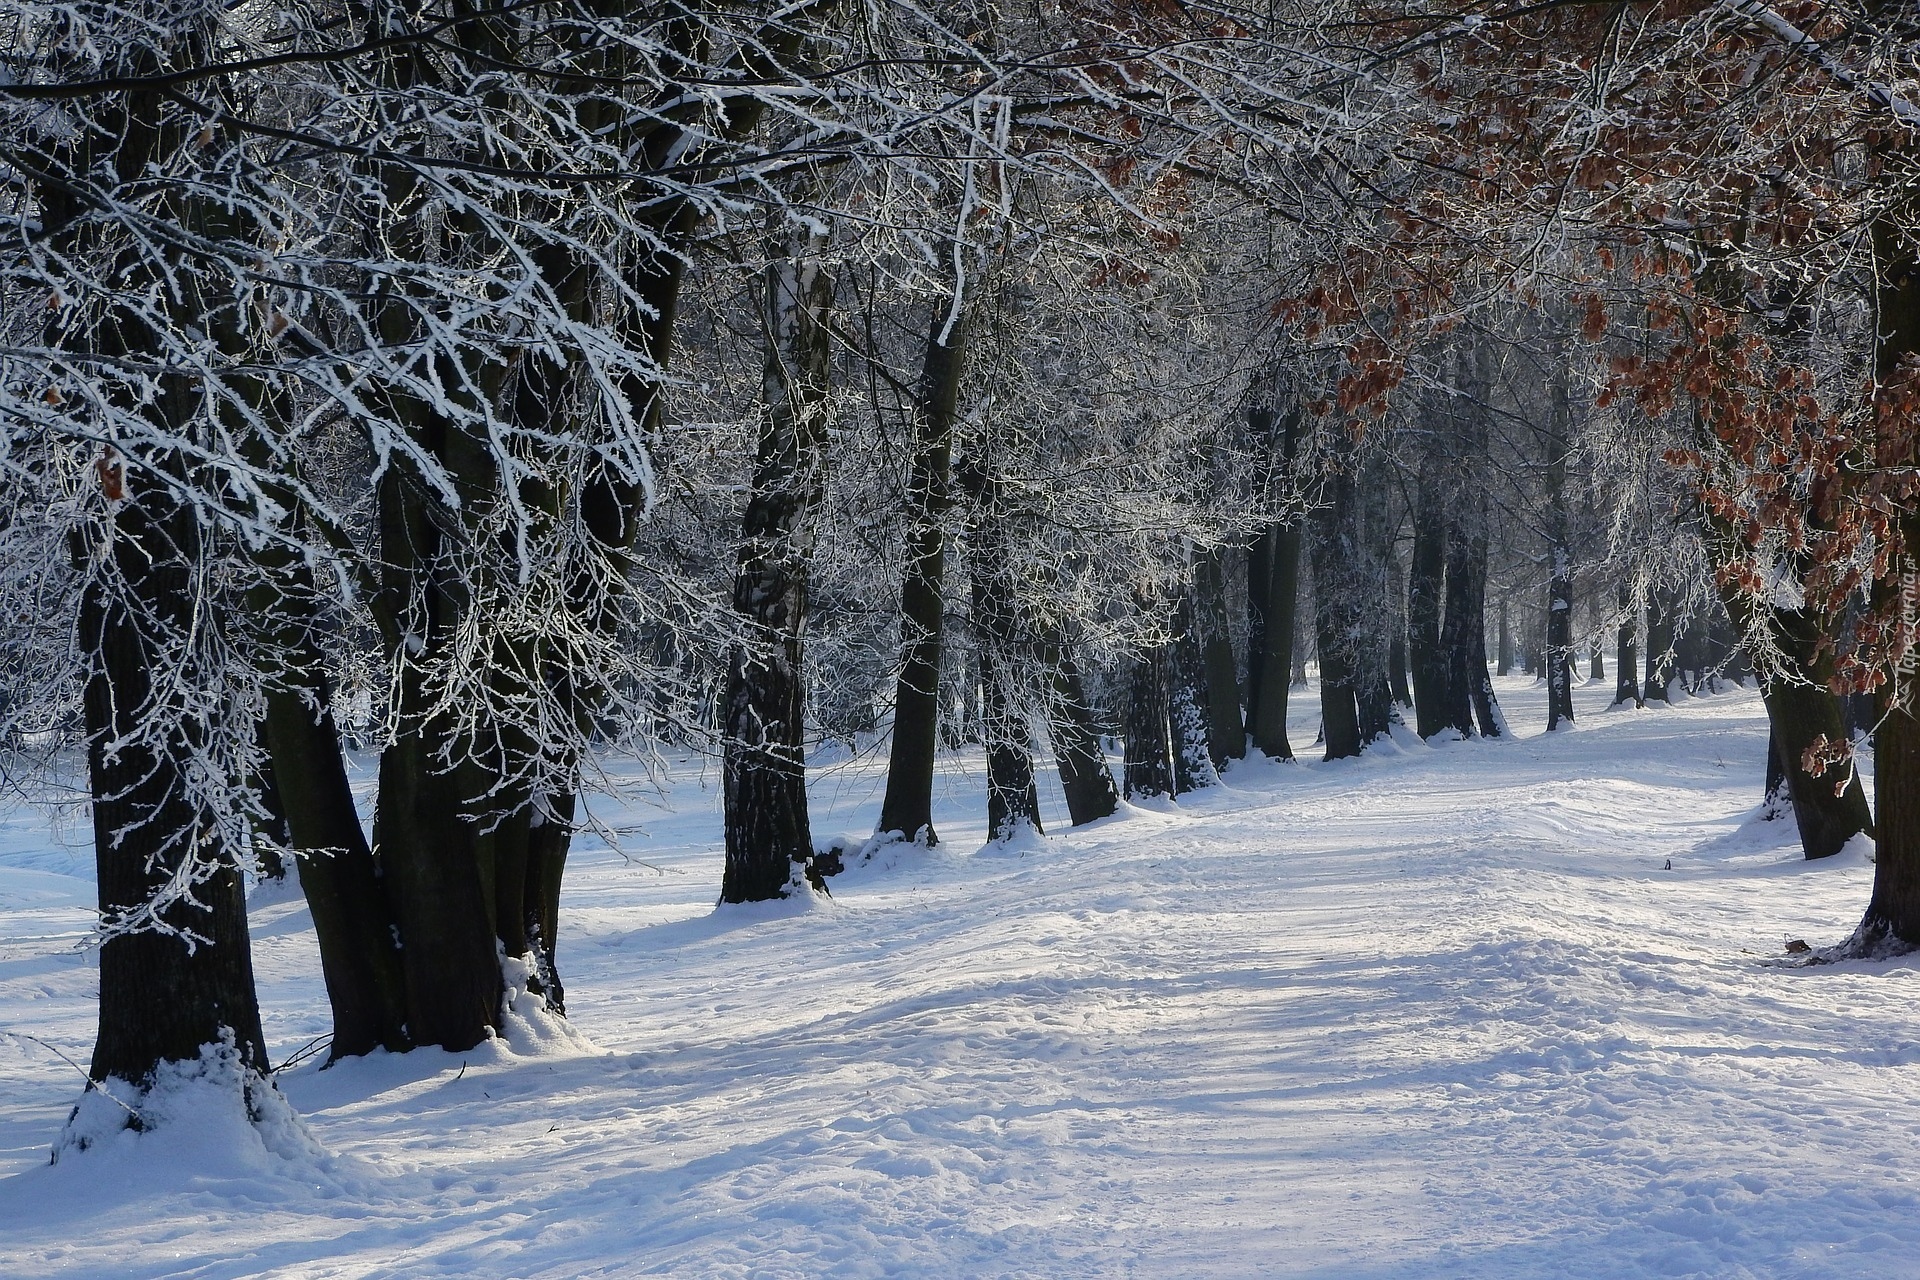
top-left (3, 679), bottom-right (1917, 1278)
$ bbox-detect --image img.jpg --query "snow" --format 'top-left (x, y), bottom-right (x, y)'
top-left (4, 677), bottom-right (1919, 1278)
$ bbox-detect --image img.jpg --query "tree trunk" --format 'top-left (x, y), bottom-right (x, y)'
top-left (721, 236), bottom-right (834, 902)
top-left (1354, 458), bottom-right (1396, 744)
top-left (1855, 199), bottom-right (1920, 941)
top-left (1124, 635), bottom-right (1178, 799)
top-left (1308, 464), bottom-right (1365, 760)
top-left (1711, 544), bottom-right (1873, 861)
top-left (1245, 523), bottom-right (1272, 728)
top-left (79, 482), bottom-right (269, 1094)
top-left (1437, 531), bottom-right (1482, 739)
top-left (1459, 516), bottom-right (1504, 740)
top-left (1408, 455), bottom-right (1449, 738)
top-left (1248, 411), bottom-right (1305, 755)
top-left (1046, 646), bottom-right (1119, 825)
top-left (962, 464), bottom-right (1044, 842)
top-left (1169, 589), bottom-right (1214, 792)
top-left (369, 462), bottom-right (503, 1052)
top-left (1614, 586), bottom-right (1642, 707)
top-left (1544, 367), bottom-right (1576, 731)
top-left (1192, 545), bottom-right (1245, 767)
top-left (1644, 592), bottom-right (1675, 703)
top-left (1249, 485), bottom-right (1304, 760)
top-left (878, 301), bottom-right (968, 846)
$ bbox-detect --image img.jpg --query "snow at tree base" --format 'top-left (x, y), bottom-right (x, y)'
top-left (4, 677), bottom-right (1913, 1279)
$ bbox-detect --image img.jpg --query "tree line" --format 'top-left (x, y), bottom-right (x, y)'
top-left (2, 0), bottom-right (1918, 1145)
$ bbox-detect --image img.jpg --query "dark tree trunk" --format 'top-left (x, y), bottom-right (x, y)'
top-left (1715, 577), bottom-right (1872, 861)
top-left (524, 791), bottom-right (572, 1012)
top-left (878, 302), bottom-right (968, 846)
top-left (721, 239), bottom-right (833, 902)
top-left (1544, 370), bottom-right (1576, 731)
top-left (1405, 454), bottom-right (1443, 740)
top-left (1046, 646), bottom-right (1119, 824)
top-left (1245, 407), bottom-right (1304, 760)
top-left (1459, 517), bottom-right (1504, 740)
top-left (1308, 465), bottom-right (1365, 760)
top-left (371, 725), bottom-right (502, 1052)
top-left (1249, 520), bottom-right (1302, 759)
top-left (251, 729), bottom-right (292, 883)
top-left (1170, 590), bottom-right (1214, 792)
top-left (368, 456), bottom-right (503, 1053)
top-left (1407, 456), bottom-right (1449, 738)
top-left (1354, 459), bottom-right (1396, 744)
top-left (79, 483), bottom-right (269, 1094)
top-left (1855, 201), bottom-right (1920, 942)
top-left (1192, 544), bottom-right (1245, 767)
top-left (1437, 533), bottom-right (1482, 739)
top-left (1865, 700), bottom-right (1920, 944)
top-left (976, 625), bottom-right (1042, 842)
top-left (1245, 521), bottom-right (1272, 727)
top-left (1123, 639), bottom-right (1178, 799)
top-left (260, 687), bottom-right (410, 1057)
top-left (1589, 641), bottom-right (1605, 682)
top-left (37, 44), bottom-right (278, 1118)
top-left (962, 465), bottom-right (1043, 842)
top-left (1614, 586), bottom-right (1642, 707)
top-left (1497, 598), bottom-right (1513, 676)
top-left (1644, 592), bottom-right (1675, 703)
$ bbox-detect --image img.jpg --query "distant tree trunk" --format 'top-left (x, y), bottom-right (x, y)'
top-left (1644, 591), bottom-right (1675, 704)
top-left (1355, 458), bottom-right (1395, 744)
top-left (1308, 462), bottom-right (1365, 760)
top-left (1046, 645), bottom-right (1119, 824)
top-left (1437, 528), bottom-right (1482, 739)
top-left (524, 791), bottom-right (572, 1012)
top-left (972, 572), bottom-right (1042, 841)
top-left (1614, 586), bottom-right (1643, 707)
top-left (1243, 406), bottom-right (1276, 725)
top-left (1170, 589), bottom-right (1214, 792)
top-left (1496, 598), bottom-right (1513, 675)
top-left (1246, 408), bottom-right (1303, 759)
top-left (722, 235), bottom-right (833, 902)
top-left (1245, 519), bottom-right (1272, 727)
top-left (959, 454), bottom-right (1044, 841)
top-left (1250, 512), bottom-right (1302, 760)
top-left (1407, 452), bottom-right (1449, 738)
top-left (1384, 520), bottom-right (1413, 709)
top-left (1545, 365), bottom-right (1576, 731)
top-left (1388, 604), bottom-right (1414, 709)
top-left (1192, 545), bottom-right (1244, 767)
top-left (1459, 519), bottom-right (1505, 740)
top-left (879, 299), bottom-right (968, 846)
top-left (1123, 636), bottom-right (1177, 799)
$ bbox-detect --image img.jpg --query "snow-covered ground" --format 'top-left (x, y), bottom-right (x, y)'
top-left (2, 677), bottom-right (1915, 1279)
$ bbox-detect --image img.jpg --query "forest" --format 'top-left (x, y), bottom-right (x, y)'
top-left (2, 0), bottom-right (1919, 1273)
